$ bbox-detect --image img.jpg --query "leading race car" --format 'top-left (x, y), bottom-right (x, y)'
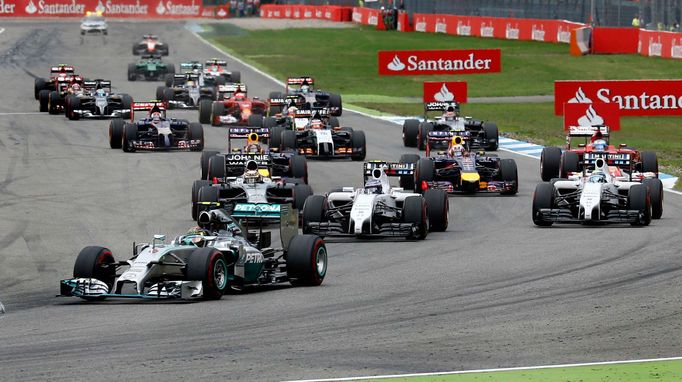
top-left (80, 11), bottom-right (107, 35)
top-left (268, 77), bottom-right (342, 116)
top-left (302, 161), bottom-right (449, 240)
top-left (403, 101), bottom-right (499, 151)
top-left (157, 73), bottom-right (216, 109)
top-left (532, 157), bottom-right (657, 227)
top-left (411, 134), bottom-right (518, 195)
top-left (64, 79), bottom-right (133, 120)
top-left (59, 205), bottom-right (327, 300)
top-left (33, 64), bottom-right (77, 100)
top-left (108, 101), bottom-right (204, 152)
top-left (128, 54), bottom-right (175, 81)
top-left (132, 34), bottom-right (169, 56)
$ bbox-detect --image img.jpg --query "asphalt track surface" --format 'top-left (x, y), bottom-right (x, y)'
top-left (0, 20), bottom-right (681, 382)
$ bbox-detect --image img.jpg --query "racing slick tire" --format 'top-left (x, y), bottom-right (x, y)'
top-left (399, 153), bottom-right (421, 190)
top-left (120, 94), bottom-right (133, 119)
top-left (329, 93), bottom-right (342, 116)
top-left (48, 91), bottom-right (61, 115)
top-left (402, 196), bottom-right (428, 240)
top-left (122, 122), bottom-right (137, 152)
top-left (188, 122), bottom-right (204, 152)
top-left (66, 95), bottom-right (80, 120)
top-left (286, 234), bottom-right (327, 286)
top-left (482, 123), bottom-right (499, 151)
top-left (642, 178), bottom-right (663, 219)
top-left (39, 90), bottom-right (50, 112)
top-left (166, 63), bottom-right (175, 74)
top-left (414, 158), bottom-right (435, 193)
top-left (207, 155), bottom-right (226, 180)
top-left (330, 117), bottom-right (340, 128)
top-left (197, 185), bottom-right (220, 216)
top-left (73, 246), bottom-right (116, 295)
top-left (185, 247), bottom-right (228, 300)
top-left (229, 71), bottom-right (241, 83)
top-left (132, 45), bottom-right (138, 55)
top-left (211, 102), bottom-right (225, 127)
top-left (532, 182), bottom-right (555, 227)
top-left (263, 116), bottom-right (277, 129)
top-left (191, 180), bottom-right (212, 221)
top-left (417, 122), bottom-right (433, 151)
top-left (213, 76), bottom-right (226, 86)
top-left (127, 63), bottom-right (137, 81)
top-left (640, 151), bottom-right (658, 174)
top-left (155, 86), bottom-right (166, 101)
top-left (164, 74), bottom-right (174, 87)
top-left (34, 78), bottom-right (46, 99)
top-left (351, 130), bottom-right (367, 161)
top-left (402, 119), bottom-right (420, 147)
top-left (302, 195), bottom-right (327, 235)
top-left (293, 184), bottom-right (314, 211)
top-left (108, 119), bottom-right (125, 149)
top-left (248, 114), bottom-right (264, 128)
top-left (163, 88), bottom-right (175, 109)
top-left (540, 146), bottom-right (562, 181)
top-left (628, 184), bottom-right (651, 226)
top-left (423, 188), bottom-right (449, 232)
top-left (559, 151), bottom-right (580, 178)
top-left (201, 151), bottom-right (219, 180)
top-left (289, 155), bottom-right (308, 184)
top-left (270, 126), bottom-right (285, 150)
top-left (499, 159), bottom-right (519, 195)
top-left (281, 130), bottom-right (297, 152)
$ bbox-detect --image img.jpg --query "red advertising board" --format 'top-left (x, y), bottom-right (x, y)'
top-left (638, 29), bottom-right (682, 59)
top-left (0, 0), bottom-right (205, 18)
top-left (564, 102), bottom-right (620, 131)
top-left (555, 80), bottom-right (682, 116)
top-left (260, 4), bottom-right (351, 22)
top-left (423, 81), bottom-right (467, 103)
top-left (378, 49), bottom-right (501, 76)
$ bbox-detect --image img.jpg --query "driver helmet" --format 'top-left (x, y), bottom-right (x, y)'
top-left (182, 226), bottom-right (209, 245)
top-left (588, 172), bottom-right (607, 183)
top-left (309, 119), bottom-right (323, 129)
top-left (151, 111), bottom-right (162, 123)
top-left (593, 139), bottom-right (608, 151)
top-left (95, 88), bottom-right (106, 97)
top-left (71, 83), bottom-right (82, 93)
top-left (234, 92), bottom-right (246, 101)
top-left (364, 179), bottom-right (383, 194)
top-left (245, 143), bottom-right (263, 154)
top-left (443, 105), bottom-right (457, 121)
top-left (300, 81), bottom-right (310, 94)
top-left (243, 169), bottom-right (262, 184)
top-left (287, 106), bottom-right (298, 117)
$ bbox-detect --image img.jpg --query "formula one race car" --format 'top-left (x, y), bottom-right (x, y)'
top-left (268, 77), bottom-right (342, 116)
top-left (270, 109), bottom-right (366, 161)
top-left (108, 101), bottom-right (203, 152)
top-left (127, 54), bottom-right (175, 81)
top-left (34, 64), bottom-right (77, 100)
top-left (302, 161), bottom-right (449, 240)
top-left (410, 134), bottom-right (518, 195)
top-left (532, 157), bottom-right (658, 226)
top-left (200, 85), bottom-right (268, 127)
top-left (80, 11), bottom-right (107, 35)
top-left (203, 58), bottom-right (241, 84)
top-left (64, 80), bottom-right (132, 120)
top-left (132, 34), bottom-right (169, 56)
top-left (38, 75), bottom-right (85, 114)
top-left (157, 73), bottom-right (216, 109)
top-left (59, 206), bottom-right (327, 300)
top-left (403, 101), bottom-right (499, 151)
top-left (540, 125), bottom-right (659, 181)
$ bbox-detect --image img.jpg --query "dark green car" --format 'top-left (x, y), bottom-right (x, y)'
top-left (127, 54), bottom-right (175, 81)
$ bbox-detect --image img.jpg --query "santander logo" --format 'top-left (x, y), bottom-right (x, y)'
top-left (568, 87), bottom-right (593, 104)
top-left (648, 37), bottom-right (662, 56)
top-left (414, 18), bottom-right (426, 32)
top-left (435, 18), bottom-right (447, 33)
top-left (505, 23), bottom-right (519, 39)
top-left (368, 13), bottom-right (378, 26)
top-left (557, 26), bottom-right (571, 43)
top-left (672, 38), bottom-right (682, 59)
top-left (480, 22), bottom-right (494, 38)
top-left (434, 84), bottom-right (455, 102)
top-left (577, 105), bottom-right (604, 126)
top-left (456, 21), bottom-right (471, 36)
top-left (387, 56), bottom-right (406, 71)
top-left (352, 10), bottom-right (361, 23)
top-left (532, 25), bottom-right (545, 41)
top-left (25, 0), bottom-right (37, 13)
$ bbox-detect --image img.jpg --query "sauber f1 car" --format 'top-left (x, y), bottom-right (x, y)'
top-left (64, 80), bottom-right (132, 120)
top-left (132, 34), bottom-right (169, 56)
top-left (59, 205), bottom-right (327, 300)
top-left (302, 161), bottom-right (449, 240)
top-left (268, 77), bottom-right (342, 116)
top-left (411, 134), bottom-right (518, 195)
top-left (403, 101), bottom-right (499, 151)
top-left (157, 73), bottom-right (216, 109)
top-left (108, 102), bottom-right (204, 152)
top-left (128, 54), bottom-right (175, 81)
top-left (532, 157), bottom-right (658, 226)
top-left (34, 64), bottom-right (77, 100)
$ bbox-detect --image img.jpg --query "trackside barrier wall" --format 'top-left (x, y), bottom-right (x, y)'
top-left (259, 4), bottom-right (351, 22)
top-left (0, 0), bottom-right (229, 18)
top-left (638, 29), bottom-right (682, 59)
top-left (592, 28), bottom-right (640, 54)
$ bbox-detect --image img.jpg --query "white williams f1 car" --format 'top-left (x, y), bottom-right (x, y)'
top-left (532, 157), bottom-right (659, 226)
top-left (302, 161), bottom-right (449, 239)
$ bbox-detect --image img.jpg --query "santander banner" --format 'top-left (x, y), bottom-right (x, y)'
top-left (555, 80), bottom-right (682, 116)
top-left (378, 49), bottom-right (501, 76)
top-left (0, 0), bottom-right (210, 17)
top-left (564, 102), bottom-right (620, 131)
top-left (423, 81), bottom-right (467, 103)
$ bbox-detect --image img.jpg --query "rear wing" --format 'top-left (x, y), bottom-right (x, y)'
top-left (268, 94), bottom-right (299, 106)
top-left (142, 34), bottom-right (158, 39)
top-left (567, 125), bottom-right (610, 137)
top-left (287, 77), bottom-right (314, 85)
top-left (83, 79), bottom-right (111, 91)
top-left (222, 153), bottom-right (272, 168)
top-left (425, 101), bottom-right (459, 112)
top-left (363, 161), bottom-right (415, 181)
top-left (205, 59), bottom-right (227, 67)
top-left (56, 75), bottom-right (83, 83)
top-left (140, 53), bottom-right (162, 59)
top-left (51, 65), bottom-right (75, 74)
top-left (294, 108), bottom-right (330, 117)
top-left (228, 127), bottom-right (270, 140)
top-left (582, 152), bottom-right (631, 168)
top-left (218, 83), bottom-right (247, 94)
top-left (131, 101), bottom-right (166, 121)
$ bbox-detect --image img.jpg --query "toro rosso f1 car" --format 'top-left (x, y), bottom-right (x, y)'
top-left (302, 161), bottom-right (449, 240)
top-left (108, 102), bottom-right (204, 152)
top-left (59, 205), bottom-right (327, 300)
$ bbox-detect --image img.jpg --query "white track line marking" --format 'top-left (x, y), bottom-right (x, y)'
top-left (0, 112), bottom-right (43, 116)
top-left (282, 356), bottom-right (682, 382)
top-left (187, 23), bottom-right (682, 196)
top-left (0, 28), bottom-right (5, 35)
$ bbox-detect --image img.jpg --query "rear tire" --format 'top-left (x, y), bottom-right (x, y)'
top-left (34, 78), bottom-right (46, 99)
top-left (192, 180), bottom-right (212, 220)
top-left (414, 158), bottom-right (434, 193)
top-left (155, 86), bottom-right (166, 101)
top-left (351, 130), bottom-right (366, 161)
top-left (329, 93), bottom-right (342, 116)
top-left (541, 147), bottom-right (562, 181)
top-left (163, 88), bottom-right (175, 108)
top-left (559, 151), bottom-right (580, 178)
top-left (499, 159), bottom-right (518, 195)
top-left (248, 114), bottom-right (264, 127)
top-left (197, 185), bottom-right (220, 217)
top-left (417, 122), bottom-right (433, 151)
top-left (185, 247), bottom-right (228, 300)
top-left (188, 122), bottom-right (204, 151)
top-left (207, 155), bottom-right (226, 180)
top-left (402, 196), bottom-right (427, 240)
top-left (127, 64), bottom-right (137, 81)
top-left (399, 153), bottom-right (420, 190)
top-left (482, 122), bottom-right (499, 151)
top-left (286, 235), bottom-right (327, 286)
top-left (402, 119), bottom-right (420, 147)
top-left (48, 91), bottom-right (61, 115)
top-left (201, 151), bottom-right (219, 180)
top-left (211, 102), bottom-right (225, 126)
top-left (281, 130), bottom-right (297, 151)
top-left (423, 189), bottom-right (448, 232)
top-left (642, 178), bottom-right (663, 219)
top-left (532, 182), bottom-right (555, 226)
top-left (640, 151), bottom-right (658, 174)
top-left (270, 125), bottom-right (284, 149)
top-left (293, 184), bottom-right (313, 211)
top-left (628, 184), bottom-right (651, 226)
top-left (289, 155), bottom-right (308, 184)
top-left (109, 119), bottom-right (125, 149)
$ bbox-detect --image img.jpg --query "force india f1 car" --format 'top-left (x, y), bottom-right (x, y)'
top-left (132, 34), bottom-right (169, 56)
top-left (268, 77), bottom-right (342, 116)
top-left (128, 54), bottom-right (175, 81)
top-left (302, 161), bottom-right (449, 240)
top-left (64, 80), bottom-right (132, 120)
top-left (410, 134), bottom-right (518, 195)
top-left (59, 205), bottom-right (327, 301)
top-left (403, 101), bottom-right (499, 151)
top-left (532, 156), bottom-right (661, 226)
top-left (108, 102), bottom-right (204, 152)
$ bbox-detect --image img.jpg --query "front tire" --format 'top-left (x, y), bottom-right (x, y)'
top-left (642, 178), bottom-right (663, 219)
top-left (302, 195), bottom-right (327, 235)
top-left (73, 246), bottom-right (116, 293)
top-left (628, 184), bottom-right (651, 226)
top-left (109, 119), bottom-right (125, 149)
top-left (402, 196), bottom-right (428, 240)
top-left (286, 235), bottom-right (327, 286)
top-left (423, 189), bottom-right (448, 232)
top-left (532, 182), bottom-right (555, 226)
top-left (186, 247), bottom-right (228, 299)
